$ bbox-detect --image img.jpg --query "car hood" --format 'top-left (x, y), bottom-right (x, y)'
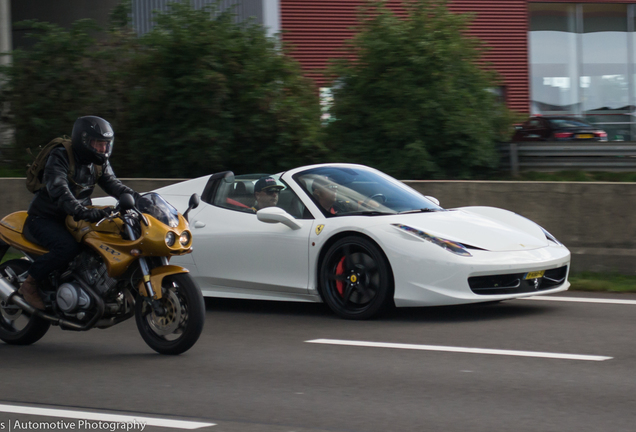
top-left (372, 207), bottom-right (549, 252)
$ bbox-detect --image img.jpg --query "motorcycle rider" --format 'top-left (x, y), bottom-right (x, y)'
top-left (20, 116), bottom-right (145, 310)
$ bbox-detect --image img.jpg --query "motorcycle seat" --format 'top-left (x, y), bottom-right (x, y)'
top-left (0, 212), bottom-right (48, 256)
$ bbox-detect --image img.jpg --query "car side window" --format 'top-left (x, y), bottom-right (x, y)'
top-left (528, 119), bottom-right (542, 129)
top-left (277, 184), bottom-right (312, 220)
top-left (212, 179), bottom-right (256, 213)
top-left (210, 176), bottom-right (311, 219)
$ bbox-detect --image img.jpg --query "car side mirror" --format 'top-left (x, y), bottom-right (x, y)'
top-left (257, 207), bottom-right (301, 230)
top-left (425, 196), bottom-right (440, 206)
top-left (184, 193), bottom-right (200, 222)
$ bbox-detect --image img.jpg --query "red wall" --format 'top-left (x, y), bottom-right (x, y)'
top-left (449, 1), bottom-right (528, 112)
top-left (281, 0), bottom-right (530, 112)
top-left (280, 1), bottom-right (400, 86)
top-left (280, 1), bottom-right (631, 114)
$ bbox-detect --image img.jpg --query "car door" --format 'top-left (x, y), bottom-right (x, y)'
top-left (537, 118), bottom-right (552, 140)
top-left (186, 179), bottom-right (313, 296)
top-left (521, 118), bottom-right (544, 141)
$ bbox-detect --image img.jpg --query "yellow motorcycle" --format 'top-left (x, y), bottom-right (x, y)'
top-left (0, 192), bottom-right (205, 355)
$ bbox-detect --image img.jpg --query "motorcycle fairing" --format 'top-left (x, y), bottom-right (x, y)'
top-left (67, 213), bottom-right (192, 278)
top-left (137, 265), bottom-right (189, 298)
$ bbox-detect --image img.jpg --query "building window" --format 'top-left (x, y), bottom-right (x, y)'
top-left (529, 3), bottom-right (635, 141)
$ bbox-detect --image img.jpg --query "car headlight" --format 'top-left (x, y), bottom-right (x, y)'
top-left (179, 231), bottom-right (191, 246)
top-left (392, 223), bottom-right (472, 257)
top-left (165, 231), bottom-right (176, 247)
top-left (541, 227), bottom-right (562, 246)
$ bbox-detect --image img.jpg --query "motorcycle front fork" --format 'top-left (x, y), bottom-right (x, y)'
top-left (125, 223), bottom-right (169, 316)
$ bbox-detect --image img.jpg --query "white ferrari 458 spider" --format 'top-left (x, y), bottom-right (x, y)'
top-left (108, 163), bottom-right (571, 319)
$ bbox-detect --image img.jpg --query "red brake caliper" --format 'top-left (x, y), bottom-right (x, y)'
top-left (335, 256), bottom-right (346, 296)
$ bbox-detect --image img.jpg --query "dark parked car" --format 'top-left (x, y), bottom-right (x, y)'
top-left (512, 116), bottom-right (608, 142)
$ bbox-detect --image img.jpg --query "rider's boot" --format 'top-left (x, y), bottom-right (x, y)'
top-left (18, 275), bottom-right (45, 310)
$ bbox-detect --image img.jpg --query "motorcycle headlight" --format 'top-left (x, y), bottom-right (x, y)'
top-left (165, 231), bottom-right (176, 247)
top-left (180, 231), bottom-right (191, 246)
top-left (392, 223), bottom-right (472, 257)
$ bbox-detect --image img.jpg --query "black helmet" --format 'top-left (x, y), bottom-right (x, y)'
top-left (71, 116), bottom-right (114, 164)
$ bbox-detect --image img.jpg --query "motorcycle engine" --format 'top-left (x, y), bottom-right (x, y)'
top-left (56, 251), bottom-right (118, 314)
top-left (56, 283), bottom-right (91, 313)
top-left (75, 250), bottom-right (118, 296)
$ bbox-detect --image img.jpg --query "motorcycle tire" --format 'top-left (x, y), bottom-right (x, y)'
top-left (0, 259), bottom-right (50, 345)
top-left (135, 273), bottom-right (205, 355)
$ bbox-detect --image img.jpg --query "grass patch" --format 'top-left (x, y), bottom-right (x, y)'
top-left (0, 168), bottom-right (24, 177)
top-left (569, 272), bottom-right (636, 293)
top-left (0, 248), bottom-right (23, 264)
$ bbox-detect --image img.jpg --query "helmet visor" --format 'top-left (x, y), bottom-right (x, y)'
top-left (89, 138), bottom-right (113, 157)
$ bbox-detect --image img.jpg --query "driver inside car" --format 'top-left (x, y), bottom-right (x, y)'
top-left (311, 176), bottom-right (342, 214)
top-left (311, 176), bottom-right (381, 215)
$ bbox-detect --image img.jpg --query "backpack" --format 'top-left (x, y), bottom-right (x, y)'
top-left (26, 136), bottom-right (103, 193)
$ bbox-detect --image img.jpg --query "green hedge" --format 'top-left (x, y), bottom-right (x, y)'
top-left (1, 0), bottom-right (515, 180)
top-left (0, 2), bottom-right (325, 178)
top-left (323, 0), bottom-right (518, 180)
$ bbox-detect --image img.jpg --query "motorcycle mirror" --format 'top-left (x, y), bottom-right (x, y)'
top-left (119, 193), bottom-right (136, 211)
top-left (183, 193), bottom-right (200, 222)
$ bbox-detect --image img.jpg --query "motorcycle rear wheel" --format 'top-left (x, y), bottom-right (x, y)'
top-left (0, 259), bottom-right (50, 345)
top-left (135, 273), bottom-right (205, 355)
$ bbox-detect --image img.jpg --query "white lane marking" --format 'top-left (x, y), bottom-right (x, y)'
top-left (306, 339), bottom-right (612, 361)
top-left (0, 404), bottom-right (215, 429)
top-left (523, 295), bottom-right (636, 305)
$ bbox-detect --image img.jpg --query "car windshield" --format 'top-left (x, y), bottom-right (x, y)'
top-left (294, 166), bottom-right (443, 217)
top-left (138, 192), bottom-right (180, 228)
top-left (547, 118), bottom-right (591, 128)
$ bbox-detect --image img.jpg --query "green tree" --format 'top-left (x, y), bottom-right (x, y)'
top-left (323, 0), bottom-right (516, 179)
top-left (123, 2), bottom-right (324, 177)
top-left (0, 14), bottom-right (140, 175)
top-left (0, 1), bottom-right (324, 178)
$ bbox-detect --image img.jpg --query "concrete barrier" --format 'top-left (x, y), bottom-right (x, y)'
top-left (0, 178), bottom-right (184, 218)
top-left (1, 178), bottom-right (634, 274)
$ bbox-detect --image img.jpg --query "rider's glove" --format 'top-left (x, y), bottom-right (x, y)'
top-left (74, 208), bottom-right (109, 223)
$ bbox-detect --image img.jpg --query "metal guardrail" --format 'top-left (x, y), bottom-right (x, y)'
top-left (502, 142), bottom-right (636, 176)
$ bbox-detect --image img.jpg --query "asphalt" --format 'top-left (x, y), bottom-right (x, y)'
top-left (0, 293), bottom-right (635, 432)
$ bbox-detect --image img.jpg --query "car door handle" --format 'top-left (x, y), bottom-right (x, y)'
top-left (194, 221), bottom-right (206, 228)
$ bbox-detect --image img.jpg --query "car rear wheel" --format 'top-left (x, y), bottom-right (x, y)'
top-left (319, 236), bottom-right (393, 320)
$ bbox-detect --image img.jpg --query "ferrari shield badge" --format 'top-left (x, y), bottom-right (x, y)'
top-left (315, 224), bottom-right (325, 235)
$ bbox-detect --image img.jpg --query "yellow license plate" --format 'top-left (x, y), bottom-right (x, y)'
top-left (577, 134), bottom-right (594, 139)
top-left (525, 270), bottom-right (545, 280)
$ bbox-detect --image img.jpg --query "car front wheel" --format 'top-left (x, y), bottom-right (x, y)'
top-left (319, 236), bottom-right (393, 320)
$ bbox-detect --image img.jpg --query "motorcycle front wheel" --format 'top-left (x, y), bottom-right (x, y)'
top-left (135, 273), bottom-right (205, 355)
top-left (0, 259), bottom-right (50, 345)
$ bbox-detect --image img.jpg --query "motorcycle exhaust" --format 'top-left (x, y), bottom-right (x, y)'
top-left (0, 276), bottom-right (21, 306)
top-left (0, 276), bottom-right (85, 330)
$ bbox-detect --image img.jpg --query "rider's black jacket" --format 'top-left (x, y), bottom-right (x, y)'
top-left (28, 147), bottom-right (139, 223)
